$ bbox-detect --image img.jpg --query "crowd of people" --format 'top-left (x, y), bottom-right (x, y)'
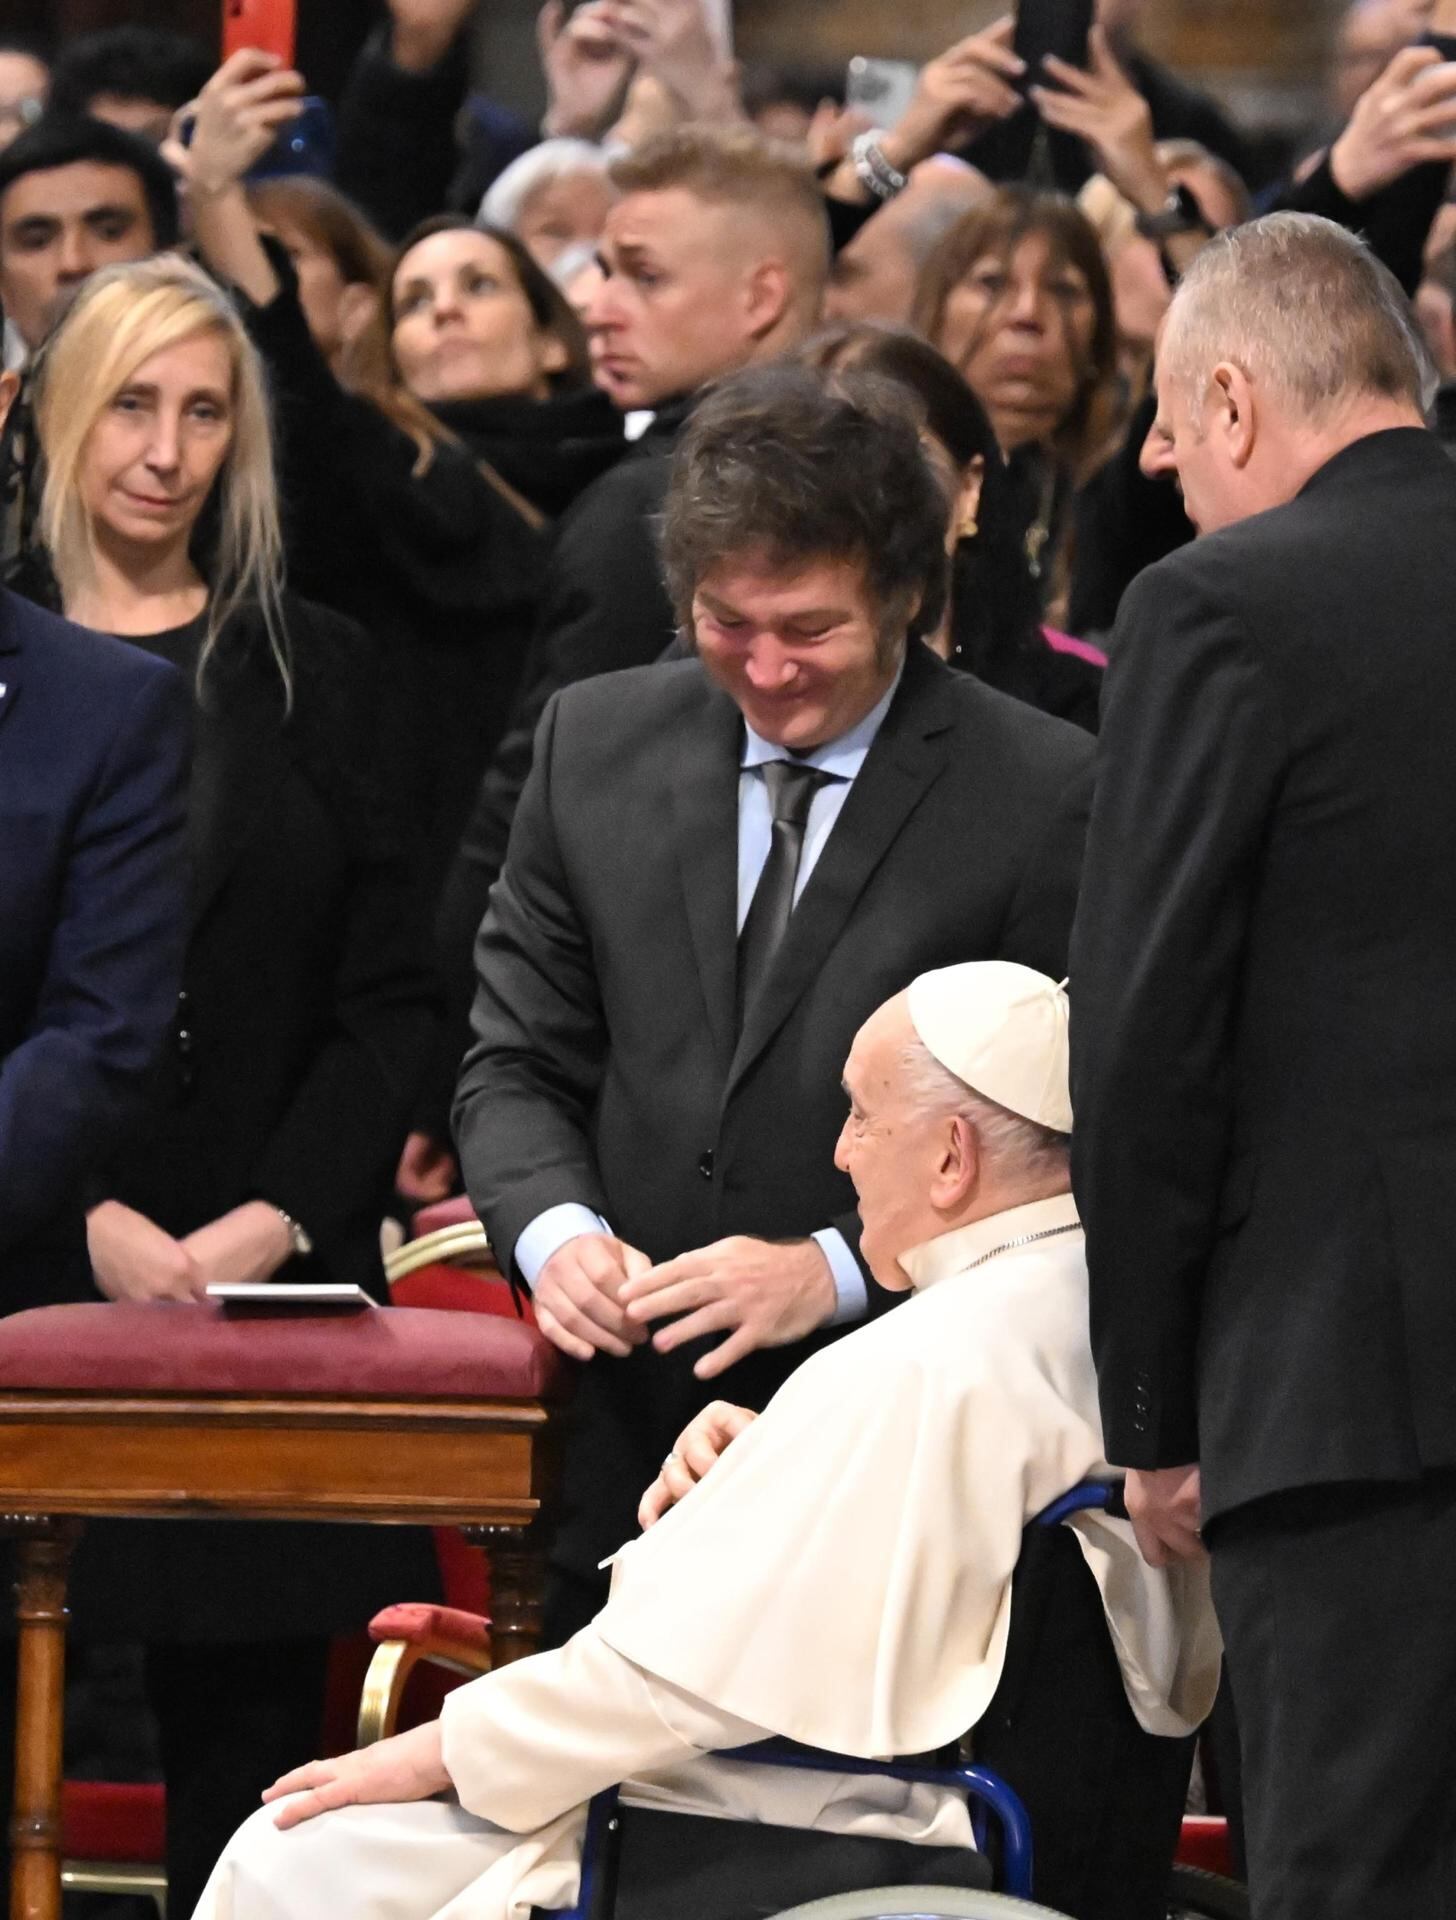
top-left (3, 3), bottom-right (1456, 1918)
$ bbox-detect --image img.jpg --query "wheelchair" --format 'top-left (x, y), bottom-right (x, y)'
top-left (370, 1483), bottom-right (1248, 1920)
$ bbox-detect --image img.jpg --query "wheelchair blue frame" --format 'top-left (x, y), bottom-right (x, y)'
top-left (553, 1479), bottom-right (1125, 1918)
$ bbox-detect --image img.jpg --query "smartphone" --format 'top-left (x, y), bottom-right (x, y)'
top-left (246, 96), bottom-right (335, 180)
top-left (221, 0), bottom-right (297, 67)
top-left (1001, 0), bottom-right (1097, 193)
top-left (845, 56), bottom-right (919, 131)
top-left (1013, 0), bottom-right (1095, 92)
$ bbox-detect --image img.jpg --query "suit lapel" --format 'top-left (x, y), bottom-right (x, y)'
top-left (726, 647), bottom-right (960, 1099)
top-left (0, 594), bottom-right (21, 739)
top-left (668, 682), bottom-right (744, 1074)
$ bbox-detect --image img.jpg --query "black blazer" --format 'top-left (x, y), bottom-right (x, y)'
top-left (96, 596), bottom-right (438, 1296)
top-left (1070, 428), bottom-right (1456, 1522)
top-left (454, 642), bottom-right (1092, 1580)
top-left (0, 589), bottom-right (189, 1311)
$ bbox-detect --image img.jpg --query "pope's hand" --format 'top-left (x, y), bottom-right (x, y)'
top-left (619, 1235), bottom-right (836, 1381)
top-left (1125, 1463), bottom-right (1206, 1568)
top-left (263, 1722), bottom-right (449, 1829)
top-left (533, 1233), bottom-right (651, 1362)
top-left (638, 1400), bottom-right (757, 1528)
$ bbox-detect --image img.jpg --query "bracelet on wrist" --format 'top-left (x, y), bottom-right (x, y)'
top-left (272, 1205), bottom-right (314, 1259)
top-left (851, 129), bottom-right (909, 204)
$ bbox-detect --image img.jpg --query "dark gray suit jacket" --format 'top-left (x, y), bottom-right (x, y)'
top-left (1071, 428), bottom-right (1456, 1522)
top-left (455, 640), bottom-right (1092, 1587)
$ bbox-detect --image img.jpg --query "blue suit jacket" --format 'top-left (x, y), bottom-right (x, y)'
top-left (0, 588), bottom-right (190, 1309)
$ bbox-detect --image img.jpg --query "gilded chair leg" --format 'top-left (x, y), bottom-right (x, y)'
top-left (5, 1517), bottom-right (80, 1920)
top-left (466, 1525), bottom-right (544, 1667)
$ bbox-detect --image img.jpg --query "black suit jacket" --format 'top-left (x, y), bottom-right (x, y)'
top-left (0, 589), bottom-right (189, 1311)
top-left (454, 641), bottom-right (1092, 1582)
top-left (423, 404), bottom-right (683, 1131)
top-left (1070, 428), bottom-right (1456, 1522)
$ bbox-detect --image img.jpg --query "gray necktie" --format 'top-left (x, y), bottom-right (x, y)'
top-left (737, 760), bottom-right (832, 1029)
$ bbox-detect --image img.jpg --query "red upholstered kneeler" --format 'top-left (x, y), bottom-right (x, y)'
top-left (0, 1299), bottom-right (567, 1920)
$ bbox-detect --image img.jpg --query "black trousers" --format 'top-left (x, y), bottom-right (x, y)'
top-left (1211, 1473), bottom-right (1456, 1920)
top-left (144, 1638), bottom-right (330, 1920)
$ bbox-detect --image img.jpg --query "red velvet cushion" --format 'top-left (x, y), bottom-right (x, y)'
top-left (411, 1196), bottom-right (484, 1238)
top-left (61, 1781), bottom-right (166, 1866)
top-left (391, 1265), bottom-right (527, 1321)
top-left (0, 1302), bottom-right (567, 1401)
top-left (368, 1601), bottom-right (492, 1649)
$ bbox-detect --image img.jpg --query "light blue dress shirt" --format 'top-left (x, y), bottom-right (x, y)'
top-left (514, 667), bottom-right (905, 1329)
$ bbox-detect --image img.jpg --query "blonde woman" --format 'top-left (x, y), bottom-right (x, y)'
top-left (29, 253), bottom-right (437, 1919)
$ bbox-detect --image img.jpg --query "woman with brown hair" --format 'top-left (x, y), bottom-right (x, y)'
top-left (167, 54), bottom-right (623, 897)
top-left (913, 185), bottom-right (1121, 622)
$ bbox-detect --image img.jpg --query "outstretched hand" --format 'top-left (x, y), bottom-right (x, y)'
top-left (619, 1235), bottom-right (836, 1381)
top-left (1033, 26), bottom-right (1165, 213)
top-left (538, 0), bottom-right (636, 139)
top-left (164, 49), bottom-right (304, 199)
top-left (592, 0), bottom-right (740, 120)
top-left (1331, 42), bottom-right (1456, 199)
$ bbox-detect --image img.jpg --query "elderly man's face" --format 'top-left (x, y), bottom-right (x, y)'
top-left (0, 161), bottom-right (156, 349)
top-left (516, 172), bottom-right (613, 271)
top-left (692, 551), bottom-right (903, 752)
top-left (1140, 358), bottom-right (1244, 536)
top-left (835, 997), bottom-right (947, 1292)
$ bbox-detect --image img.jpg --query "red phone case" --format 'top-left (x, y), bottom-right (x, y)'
top-left (221, 0), bottom-right (296, 67)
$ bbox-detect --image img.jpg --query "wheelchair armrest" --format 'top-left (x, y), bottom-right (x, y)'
top-left (357, 1604), bottom-right (494, 1747)
top-left (1032, 1478), bottom-right (1127, 1527)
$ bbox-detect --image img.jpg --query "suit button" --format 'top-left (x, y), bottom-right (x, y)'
top-left (176, 1028), bottom-right (194, 1056)
top-left (1133, 1416), bottom-right (1149, 1434)
top-left (698, 1150), bottom-right (715, 1180)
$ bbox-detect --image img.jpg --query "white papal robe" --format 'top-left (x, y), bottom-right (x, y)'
top-left (194, 1194), bottom-right (1222, 1920)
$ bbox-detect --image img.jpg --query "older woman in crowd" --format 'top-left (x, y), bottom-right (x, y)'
top-left (914, 186), bottom-right (1120, 624)
top-left (26, 252), bottom-right (437, 1920)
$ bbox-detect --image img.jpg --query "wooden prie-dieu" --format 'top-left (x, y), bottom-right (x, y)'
top-left (0, 1299), bottom-right (568, 1920)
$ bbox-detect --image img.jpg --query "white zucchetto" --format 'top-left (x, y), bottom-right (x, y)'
top-left (906, 960), bottom-right (1072, 1134)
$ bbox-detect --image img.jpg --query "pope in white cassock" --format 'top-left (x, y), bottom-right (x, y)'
top-left (194, 962), bottom-right (1221, 1920)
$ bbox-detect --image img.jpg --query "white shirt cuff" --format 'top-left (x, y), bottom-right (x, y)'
top-left (514, 1203), bottom-right (612, 1286)
top-left (813, 1227), bottom-right (868, 1326)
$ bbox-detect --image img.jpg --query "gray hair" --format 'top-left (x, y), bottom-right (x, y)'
top-left (478, 138), bottom-right (611, 235)
top-left (899, 1035), bottom-right (1071, 1186)
top-left (1161, 212), bottom-right (1437, 424)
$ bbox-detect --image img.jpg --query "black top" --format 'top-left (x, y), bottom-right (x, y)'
top-left (242, 263), bottom-right (548, 887)
top-left (96, 593), bottom-right (436, 1296)
top-left (430, 386), bottom-right (626, 520)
